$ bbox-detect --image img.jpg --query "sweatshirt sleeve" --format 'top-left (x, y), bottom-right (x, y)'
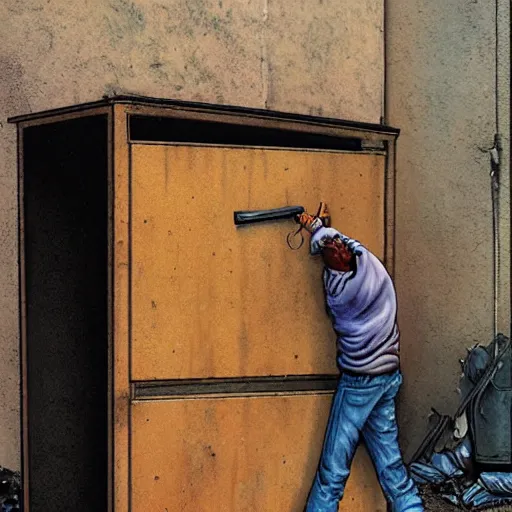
top-left (310, 226), bottom-right (364, 256)
top-left (312, 227), bottom-right (366, 298)
top-left (323, 267), bottom-right (354, 298)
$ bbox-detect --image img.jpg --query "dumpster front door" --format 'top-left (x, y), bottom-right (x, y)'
top-left (129, 144), bottom-right (388, 511)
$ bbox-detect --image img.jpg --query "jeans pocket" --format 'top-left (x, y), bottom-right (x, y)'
top-left (343, 386), bottom-right (381, 407)
top-left (341, 386), bottom-right (383, 428)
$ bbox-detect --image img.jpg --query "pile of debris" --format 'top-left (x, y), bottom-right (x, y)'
top-left (418, 485), bottom-right (512, 512)
top-left (0, 466), bottom-right (20, 512)
top-left (409, 334), bottom-right (512, 510)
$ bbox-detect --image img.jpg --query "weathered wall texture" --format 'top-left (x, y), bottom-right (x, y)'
top-left (0, 0), bottom-right (384, 470)
top-left (387, 0), bottom-right (510, 458)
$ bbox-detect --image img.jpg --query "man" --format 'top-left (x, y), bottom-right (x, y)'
top-left (299, 210), bottom-right (424, 512)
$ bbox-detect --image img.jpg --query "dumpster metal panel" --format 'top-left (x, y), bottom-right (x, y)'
top-left (131, 145), bottom-right (385, 380)
top-left (131, 395), bottom-right (386, 512)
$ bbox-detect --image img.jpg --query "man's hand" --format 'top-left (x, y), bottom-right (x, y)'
top-left (298, 202), bottom-right (331, 234)
top-left (298, 212), bottom-right (323, 233)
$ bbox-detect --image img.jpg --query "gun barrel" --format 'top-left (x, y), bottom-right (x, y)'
top-left (234, 206), bottom-right (305, 226)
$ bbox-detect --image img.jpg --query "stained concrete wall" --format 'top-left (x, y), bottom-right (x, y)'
top-left (387, 0), bottom-right (510, 458)
top-left (0, 0), bottom-right (384, 470)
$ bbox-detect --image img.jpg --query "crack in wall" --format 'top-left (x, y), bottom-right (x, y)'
top-left (260, 0), bottom-right (269, 109)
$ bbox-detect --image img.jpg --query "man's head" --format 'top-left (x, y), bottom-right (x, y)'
top-left (320, 236), bottom-right (355, 272)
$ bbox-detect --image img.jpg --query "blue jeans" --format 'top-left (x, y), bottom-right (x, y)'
top-left (306, 370), bottom-right (424, 512)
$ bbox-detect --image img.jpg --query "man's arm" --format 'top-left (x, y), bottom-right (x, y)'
top-left (298, 211), bottom-right (364, 297)
top-left (310, 226), bottom-right (363, 257)
top-left (322, 266), bottom-right (354, 298)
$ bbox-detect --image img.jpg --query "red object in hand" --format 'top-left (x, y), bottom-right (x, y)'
top-left (321, 238), bottom-right (355, 272)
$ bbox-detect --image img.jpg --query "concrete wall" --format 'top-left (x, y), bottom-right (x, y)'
top-left (0, 0), bottom-right (384, 470)
top-left (387, 0), bottom-right (510, 458)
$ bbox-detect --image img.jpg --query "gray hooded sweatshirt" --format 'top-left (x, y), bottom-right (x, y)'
top-left (311, 227), bottom-right (400, 375)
